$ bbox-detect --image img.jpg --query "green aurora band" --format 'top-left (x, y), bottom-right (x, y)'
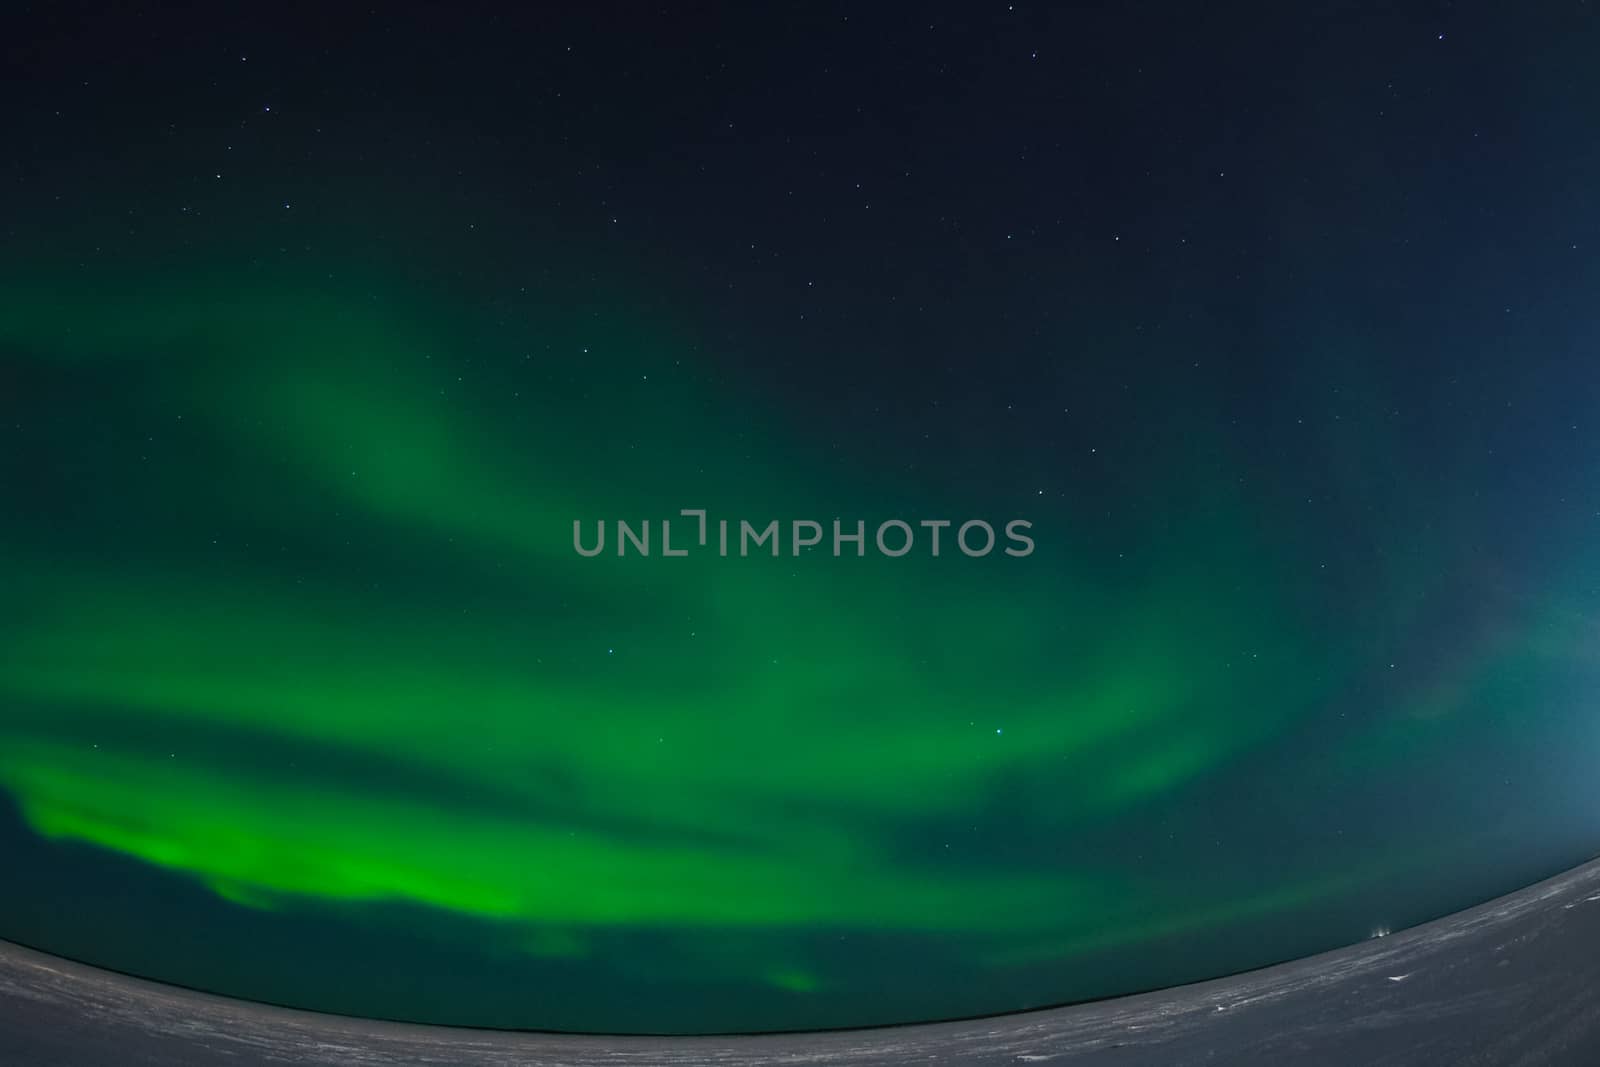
top-left (2, 263), bottom-right (1598, 1031)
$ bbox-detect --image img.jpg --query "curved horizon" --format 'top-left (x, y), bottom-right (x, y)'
top-left (0, 847), bottom-right (1592, 1038)
top-left (5, 852), bottom-right (1600, 1064)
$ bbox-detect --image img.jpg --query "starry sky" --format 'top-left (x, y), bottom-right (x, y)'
top-left (4, 0), bottom-right (1600, 1035)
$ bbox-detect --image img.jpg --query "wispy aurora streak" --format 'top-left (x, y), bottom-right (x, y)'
top-left (1, 266), bottom-right (1597, 1031)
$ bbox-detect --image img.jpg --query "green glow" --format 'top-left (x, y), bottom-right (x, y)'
top-left (2, 264), bottom-right (1595, 1032)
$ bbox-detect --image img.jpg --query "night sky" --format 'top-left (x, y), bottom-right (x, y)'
top-left (5, 1), bottom-right (1600, 1035)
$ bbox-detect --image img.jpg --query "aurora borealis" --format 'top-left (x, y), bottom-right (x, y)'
top-left (6, 2), bottom-right (1600, 1035)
